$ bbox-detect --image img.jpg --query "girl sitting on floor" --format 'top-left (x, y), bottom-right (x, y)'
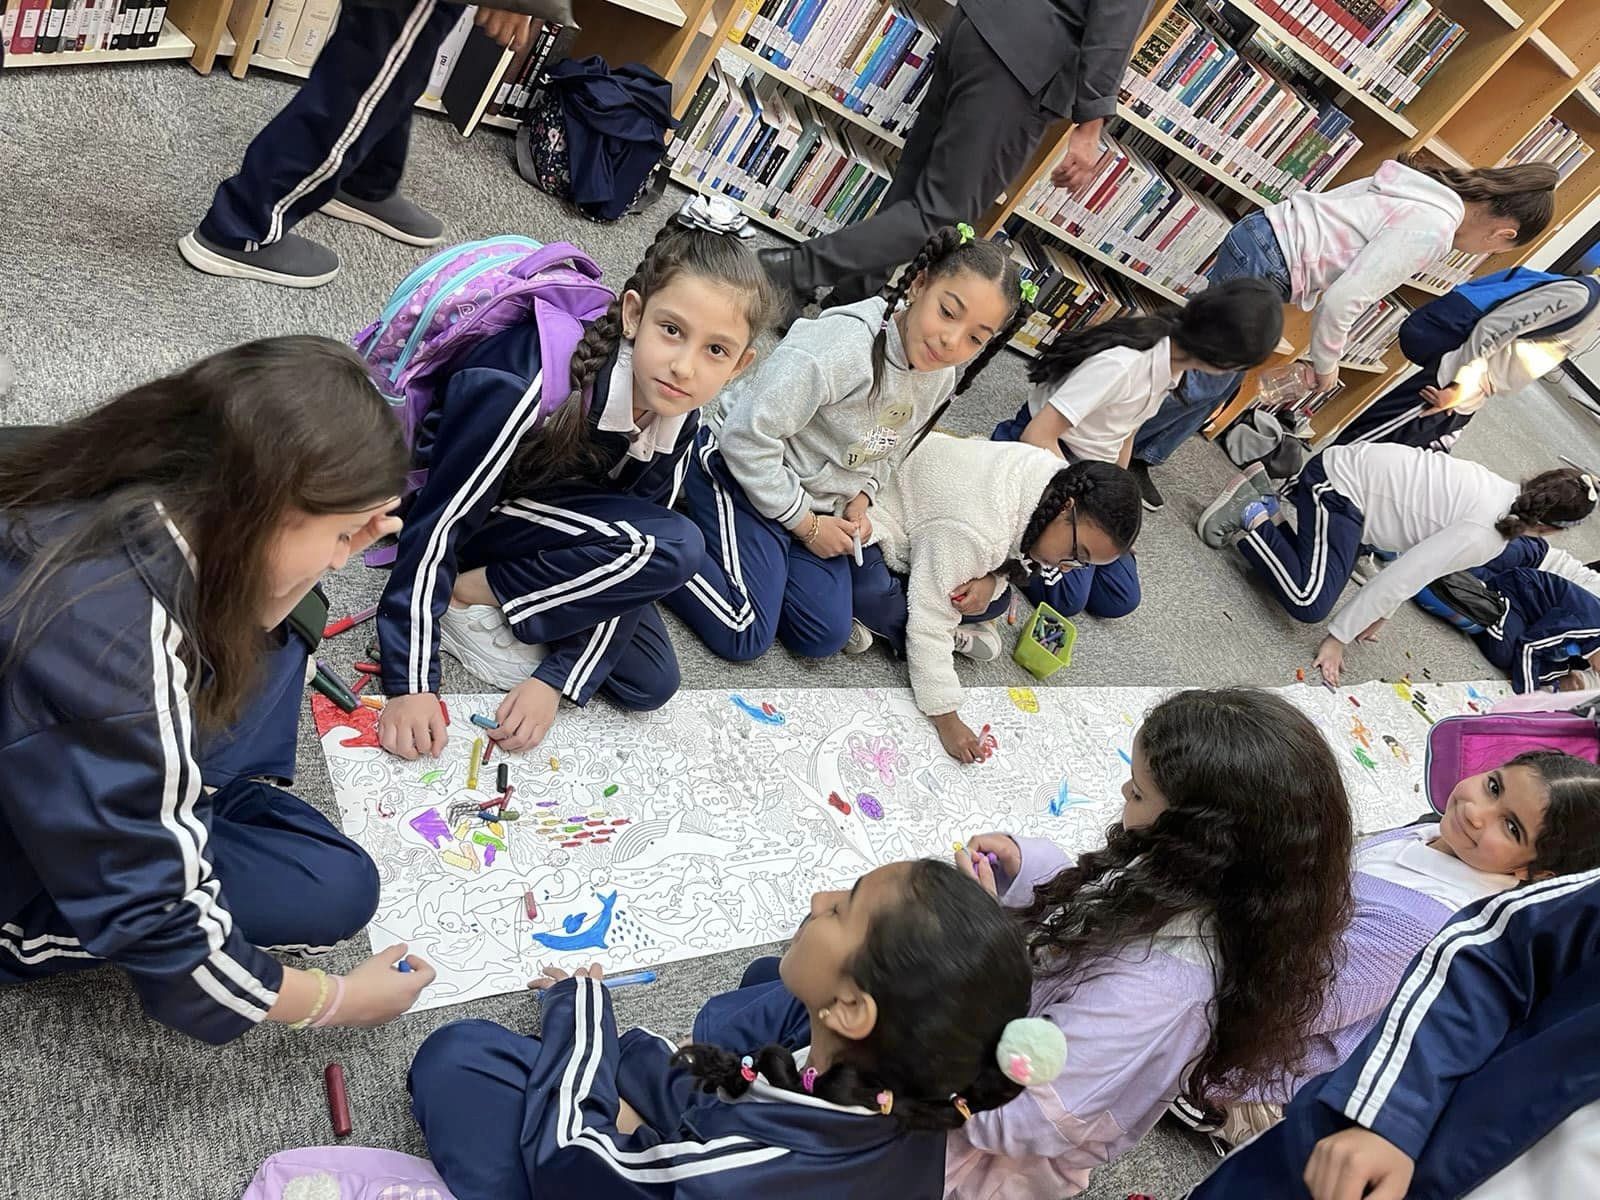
top-left (1196, 443), bottom-right (1598, 685)
top-left (849, 436), bottom-right (1143, 761)
top-left (1200, 748), bottom-right (1600, 1145)
top-left (949, 687), bottom-right (1354, 1197)
top-left (408, 859), bottom-right (1062, 1199)
top-left (991, 277), bottom-right (1282, 619)
top-left (664, 224), bottom-right (1030, 664)
top-left (0, 337), bottom-right (434, 1044)
top-left (374, 202), bottom-right (778, 760)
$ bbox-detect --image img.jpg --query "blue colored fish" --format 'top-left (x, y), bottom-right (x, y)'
top-left (532, 891), bottom-right (619, 952)
top-left (730, 695), bottom-right (786, 725)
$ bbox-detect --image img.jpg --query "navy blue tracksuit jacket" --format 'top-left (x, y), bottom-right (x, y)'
top-left (1189, 867), bottom-right (1600, 1198)
top-left (0, 505), bottom-right (286, 1042)
top-left (377, 323), bottom-right (696, 702)
top-left (1470, 536), bottom-right (1600, 693)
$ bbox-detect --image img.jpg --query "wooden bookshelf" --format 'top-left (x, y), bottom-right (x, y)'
top-left (1013, 208), bottom-right (1192, 306)
top-left (3, 16), bottom-right (194, 66)
top-left (2, 0), bottom-right (235, 71)
top-left (718, 41), bottom-right (907, 150)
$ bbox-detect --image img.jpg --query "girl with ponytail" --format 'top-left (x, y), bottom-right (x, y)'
top-left (1126, 154), bottom-right (1560, 511)
top-left (992, 277), bottom-right (1283, 620)
top-left (1196, 441), bottom-right (1598, 685)
top-left (410, 859), bottom-right (1063, 1198)
top-left (374, 197), bottom-right (779, 761)
top-left (949, 688), bottom-right (1354, 1197)
top-left (848, 434), bottom-right (1143, 761)
top-left (664, 224), bottom-right (1031, 665)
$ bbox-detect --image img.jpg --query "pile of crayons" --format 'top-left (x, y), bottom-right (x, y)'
top-left (1033, 614), bottom-right (1070, 655)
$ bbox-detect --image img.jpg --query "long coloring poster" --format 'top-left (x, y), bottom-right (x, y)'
top-left (318, 679), bottom-right (1509, 1011)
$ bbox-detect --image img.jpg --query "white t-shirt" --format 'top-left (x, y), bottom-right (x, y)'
top-left (1320, 443), bottom-right (1519, 643)
top-left (1356, 824), bottom-right (1518, 911)
top-left (1026, 338), bottom-right (1180, 464)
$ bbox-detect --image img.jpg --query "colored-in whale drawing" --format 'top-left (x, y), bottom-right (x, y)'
top-left (533, 891), bottom-right (619, 952)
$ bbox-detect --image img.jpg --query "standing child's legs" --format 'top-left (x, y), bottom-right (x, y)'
top-left (1236, 455), bottom-right (1367, 623)
top-left (1133, 212), bottom-right (1292, 467)
top-left (459, 493), bottom-right (702, 707)
top-left (184, 0), bottom-right (461, 285)
top-left (663, 431), bottom-right (799, 662)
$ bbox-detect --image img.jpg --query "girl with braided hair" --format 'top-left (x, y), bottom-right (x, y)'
top-left (989, 277), bottom-right (1283, 622)
top-left (375, 201), bottom-right (781, 760)
top-left (849, 435), bottom-right (1142, 761)
top-left (1196, 442), bottom-right (1598, 686)
top-left (409, 859), bottom-right (1066, 1197)
top-left (663, 224), bottom-right (1031, 664)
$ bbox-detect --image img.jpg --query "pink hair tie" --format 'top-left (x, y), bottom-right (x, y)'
top-left (800, 1067), bottom-right (818, 1093)
top-left (739, 1055), bottom-right (757, 1083)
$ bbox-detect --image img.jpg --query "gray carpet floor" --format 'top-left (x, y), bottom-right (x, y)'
top-left (5, 60), bottom-right (1600, 1200)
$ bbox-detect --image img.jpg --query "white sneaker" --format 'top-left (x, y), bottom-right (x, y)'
top-left (843, 619), bottom-right (875, 655)
top-left (1351, 554), bottom-right (1381, 585)
top-left (953, 621), bottom-right (1003, 662)
top-left (438, 604), bottom-right (546, 690)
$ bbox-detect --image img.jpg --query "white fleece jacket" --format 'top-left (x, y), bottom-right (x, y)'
top-left (873, 435), bottom-right (1066, 716)
top-left (1265, 160), bottom-right (1464, 375)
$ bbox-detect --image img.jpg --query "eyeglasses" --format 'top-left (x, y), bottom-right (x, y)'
top-left (1058, 506), bottom-right (1090, 571)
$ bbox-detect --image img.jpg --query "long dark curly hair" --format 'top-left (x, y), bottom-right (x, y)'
top-left (1019, 688), bottom-right (1354, 1106)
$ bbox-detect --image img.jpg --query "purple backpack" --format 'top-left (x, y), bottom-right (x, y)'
top-left (354, 236), bottom-right (614, 562)
top-left (1424, 704), bottom-right (1600, 813)
top-left (240, 1146), bottom-right (454, 1199)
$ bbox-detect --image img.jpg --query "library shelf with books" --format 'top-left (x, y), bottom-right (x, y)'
top-left (983, 0), bottom-right (1600, 446)
top-left (2, 0), bottom-right (237, 71)
top-left (718, 40), bottom-right (907, 150)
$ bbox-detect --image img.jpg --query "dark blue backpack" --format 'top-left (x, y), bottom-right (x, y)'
top-left (1399, 267), bottom-right (1600, 365)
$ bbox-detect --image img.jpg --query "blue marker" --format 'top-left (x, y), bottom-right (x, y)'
top-left (605, 970), bottom-right (657, 990)
top-left (395, 961), bottom-right (414, 973)
top-left (470, 713), bottom-right (500, 731)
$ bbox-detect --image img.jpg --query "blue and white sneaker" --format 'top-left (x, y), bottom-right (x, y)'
top-left (1197, 488), bottom-right (1279, 548)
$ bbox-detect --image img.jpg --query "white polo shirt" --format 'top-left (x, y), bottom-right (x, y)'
top-left (1025, 338), bottom-right (1180, 463)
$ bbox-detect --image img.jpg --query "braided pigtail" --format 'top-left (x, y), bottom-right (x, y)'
top-left (1497, 467), bottom-right (1599, 538)
top-left (1014, 462), bottom-right (1143, 580)
top-left (505, 203), bottom-right (780, 495)
top-left (866, 226), bottom-right (964, 409)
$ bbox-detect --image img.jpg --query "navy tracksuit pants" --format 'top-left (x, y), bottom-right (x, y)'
top-left (849, 544), bottom-right (1011, 652)
top-left (1334, 366), bottom-right (1474, 453)
top-left (1237, 453), bottom-right (1367, 623)
top-left (460, 492), bottom-right (700, 710)
top-left (664, 429), bottom-right (856, 662)
top-left (200, 0), bottom-right (463, 250)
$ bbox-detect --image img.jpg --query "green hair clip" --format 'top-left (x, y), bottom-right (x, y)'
top-left (1019, 279), bottom-right (1039, 305)
top-left (956, 221), bottom-right (976, 244)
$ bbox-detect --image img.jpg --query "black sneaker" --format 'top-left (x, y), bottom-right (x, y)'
top-left (320, 189), bottom-right (446, 247)
top-left (178, 228), bottom-right (340, 289)
top-left (1129, 459), bottom-right (1165, 511)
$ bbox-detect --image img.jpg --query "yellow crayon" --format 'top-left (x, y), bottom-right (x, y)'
top-left (467, 737), bottom-right (484, 791)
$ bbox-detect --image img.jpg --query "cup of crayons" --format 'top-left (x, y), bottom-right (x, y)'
top-left (1012, 602), bottom-right (1077, 680)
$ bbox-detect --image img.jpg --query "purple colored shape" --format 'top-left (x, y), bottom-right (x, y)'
top-left (409, 808), bottom-right (451, 848)
top-left (856, 793), bottom-right (884, 821)
top-left (484, 846), bottom-right (497, 866)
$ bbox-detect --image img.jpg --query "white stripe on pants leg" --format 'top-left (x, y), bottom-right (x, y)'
top-left (260, 0), bottom-right (438, 247)
top-left (1241, 479), bottom-right (1341, 609)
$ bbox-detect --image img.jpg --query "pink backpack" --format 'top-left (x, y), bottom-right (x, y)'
top-left (353, 235), bottom-right (614, 563)
top-left (1424, 699), bottom-right (1600, 813)
top-left (240, 1147), bottom-right (454, 1200)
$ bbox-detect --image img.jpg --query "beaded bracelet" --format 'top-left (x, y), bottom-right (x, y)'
top-left (291, 968), bottom-right (331, 1030)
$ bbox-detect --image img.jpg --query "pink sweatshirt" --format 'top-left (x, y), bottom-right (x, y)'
top-left (1265, 160), bottom-right (1463, 375)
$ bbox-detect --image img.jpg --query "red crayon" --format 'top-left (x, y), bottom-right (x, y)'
top-left (325, 1063), bottom-right (353, 1138)
top-left (323, 605), bottom-right (379, 639)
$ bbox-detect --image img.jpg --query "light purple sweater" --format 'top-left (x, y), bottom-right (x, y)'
top-left (945, 838), bottom-right (1219, 1200)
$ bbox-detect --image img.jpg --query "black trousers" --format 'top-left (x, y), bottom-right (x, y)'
top-left (791, 13), bottom-right (1053, 302)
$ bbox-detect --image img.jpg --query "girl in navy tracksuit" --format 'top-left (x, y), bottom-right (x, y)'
top-left (374, 212), bottom-right (777, 760)
top-left (1186, 867), bottom-right (1600, 1200)
top-left (664, 226), bottom-right (1030, 663)
top-left (1336, 267), bottom-right (1600, 453)
top-left (408, 858), bottom-right (1066, 1199)
top-left (990, 277), bottom-right (1282, 619)
top-left (0, 337), bottom-right (434, 1044)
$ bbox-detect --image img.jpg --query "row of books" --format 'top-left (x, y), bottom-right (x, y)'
top-left (1005, 228), bottom-right (1146, 355)
top-left (669, 55), bottom-right (894, 238)
top-left (1341, 293), bottom-right (1411, 365)
top-left (422, 8), bottom-right (575, 127)
top-left (1122, 5), bottom-right (1364, 204)
top-left (256, 0), bottom-right (335, 67)
top-left (1248, 0), bottom-right (1466, 114)
top-left (2, 0), bottom-right (167, 55)
top-left (1020, 129), bottom-right (1239, 299)
top-left (727, 0), bottom-right (939, 137)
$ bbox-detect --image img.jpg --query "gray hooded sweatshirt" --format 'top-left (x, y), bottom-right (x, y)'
top-left (709, 296), bottom-right (958, 530)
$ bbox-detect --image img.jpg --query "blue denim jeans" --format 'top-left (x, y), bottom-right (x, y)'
top-left (1132, 211), bottom-right (1293, 465)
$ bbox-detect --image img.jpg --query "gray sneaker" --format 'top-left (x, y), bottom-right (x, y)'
top-left (953, 621), bottom-right (1004, 662)
top-left (1196, 464), bottom-right (1272, 548)
top-left (321, 189), bottom-right (446, 247)
top-left (178, 228), bottom-right (340, 289)
top-left (843, 619), bottom-right (875, 655)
